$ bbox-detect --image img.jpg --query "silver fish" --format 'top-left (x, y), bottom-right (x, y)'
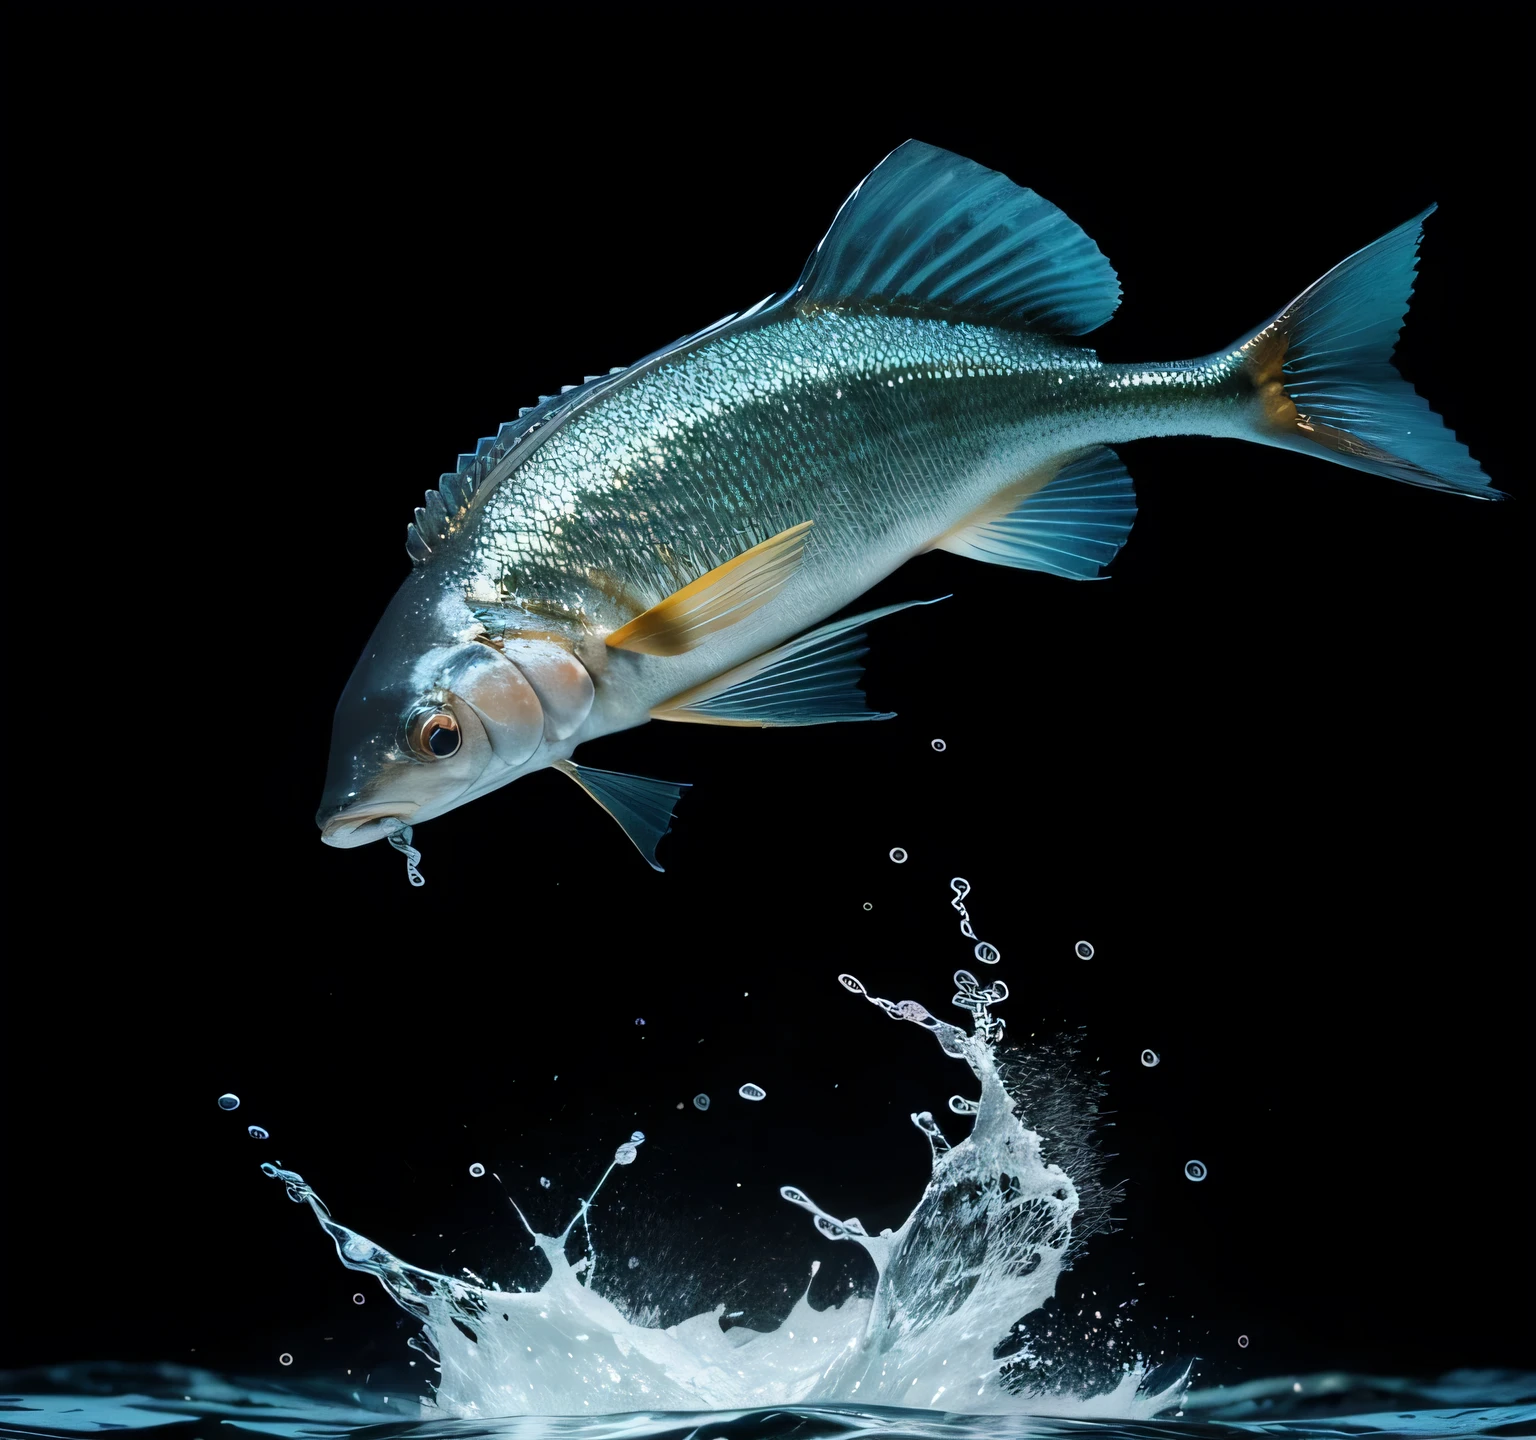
top-left (317, 141), bottom-right (1499, 875)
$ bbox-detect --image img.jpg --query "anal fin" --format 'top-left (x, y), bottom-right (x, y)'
top-left (554, 759), bottom-right (689, 872)
top-left (651, 598), bottom-right (945, 727)
top-left (606, 521), bottom-right (813, 656)
top-left (934, 446), bottom-right (1136, 580)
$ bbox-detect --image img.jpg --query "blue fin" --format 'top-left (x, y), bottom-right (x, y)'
top-left (1244, 207), bottom-right (1501, 498)
top-left (793, 140), bottom-right (1120, 335)
top-left (935, 447), bottom-right (1136, 579)
top-left (554, 760), bottom-right (689, 872)
top-left (651, 598), bottom-right (947, 726)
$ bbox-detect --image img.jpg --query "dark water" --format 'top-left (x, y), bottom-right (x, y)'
top-left (3, 1366), bottom-right (1531, 1440)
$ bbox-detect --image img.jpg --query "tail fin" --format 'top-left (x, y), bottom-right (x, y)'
top-left (1238, 207), bottom-right (1502, 499)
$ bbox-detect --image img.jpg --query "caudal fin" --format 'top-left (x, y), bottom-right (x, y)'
top-left (1238, 208), bottom-right (1502, 499)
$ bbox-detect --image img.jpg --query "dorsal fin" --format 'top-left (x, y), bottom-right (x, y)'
top-left (793, 140), bottom-right (1120, 335)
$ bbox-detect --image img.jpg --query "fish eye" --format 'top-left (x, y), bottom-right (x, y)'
top-left (408, 707), bottom-right (461, 759)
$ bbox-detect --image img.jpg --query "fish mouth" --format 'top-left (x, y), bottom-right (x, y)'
top-left (319, 802), bottom-right (417, 849)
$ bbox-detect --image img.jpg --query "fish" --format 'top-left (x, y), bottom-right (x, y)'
top-left (316, 140), bottom-right (1500, 879)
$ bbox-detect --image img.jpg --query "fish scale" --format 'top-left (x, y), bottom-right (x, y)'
top-left (454, 312), bottom-right (1239, 695)
top-left (318, 140), bottom-right (1498, 876)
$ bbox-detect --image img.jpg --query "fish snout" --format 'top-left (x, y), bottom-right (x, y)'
top-left (318, 801), bottom-right (417, 849)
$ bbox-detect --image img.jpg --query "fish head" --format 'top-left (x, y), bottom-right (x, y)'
top-left (316, 579), bottom-right (593, 847)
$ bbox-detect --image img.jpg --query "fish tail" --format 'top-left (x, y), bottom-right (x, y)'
top-left (1235, 208), bottom-right (1502, 498)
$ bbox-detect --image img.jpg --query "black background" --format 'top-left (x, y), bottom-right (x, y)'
top-left (4, 3), bottom-right (1529, 1400)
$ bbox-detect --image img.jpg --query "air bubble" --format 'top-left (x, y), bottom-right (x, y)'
top-left (1238, 1334), bottom-right (1249, 1348)
top-left (1141, 1049), bottom-right (1160, 1067)
top-left (1184, 1159), bottom-right (1208, 1182)
top-left (540, 1176), bottom-right (551, 1189)
top-left (863, 902), bottom-right (872, 910)
top-left (627, 1257), bottom-right (639, 1269)
top-left (614, 1143), bottom-right (638, 1165)
top-left (738, 1083), bottom-right (766, 1102)
top-left (353, 1293), bottom-right (365, 1305)
top-left (630, 1130), bottom-right (645, 1143)
top-left (1075, 940), bottom-right (1094, 960)
top-left (889, 847), bottom-right (907, 863)
top-left (217, 1093), bottom-right (240, 1111)
top-left (635, 1018), bottom-right (644, 1025)
top-left (469, 1163), bottom-right (485, 1177)
top-left (279, 1353), bottom-right (293, 1367)
top-left (930, 739), bottom-right (946, 752)
top-left (247, 1125), bottom-right (269, 1139)
top-left (693, 1093), bottom-right (711, 1111)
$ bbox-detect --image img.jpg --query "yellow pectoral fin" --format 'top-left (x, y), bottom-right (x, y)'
top-left (606, 521), bottom-right (813, 657)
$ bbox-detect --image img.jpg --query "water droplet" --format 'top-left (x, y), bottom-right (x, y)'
top-left (1140, 1049), bottom-right (1160, 1068)
top-left (627, 1257), bottom-right (639, 1269)
top-left (738, 1083), bottom-right (766, 1102)
top-left (930, 738), bottom-right (946, 752)
top-left (279, 1353), bottom-right (293, 1367)
top-left (1238, 1334), bottom-right (1249, 1348)
top-left (1184, 1159), bottom-right (1208, 1182)
top-left (247, 1125), bottom-right (269, 1139)
top-left (468, 1162), bottom-right (485, 1178)
top-left (353, 1293), bottom-right (365, 1305)
top-left (539, 1176), bottom-right (551, 1189)
top-left (1074, 940), bottom-right (1094, 960)
top-left (614, 1143), bottom-right (638, 1165)
top-left (693, 1093), bottom-right (711, 1111)
top-left (217, 1093), bottom-right (240, 1111)
top-left (889, 847), bottom-right (908, 863)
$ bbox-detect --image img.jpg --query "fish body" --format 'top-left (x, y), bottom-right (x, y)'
top-left (318, 141), bottom-right (1498, 870)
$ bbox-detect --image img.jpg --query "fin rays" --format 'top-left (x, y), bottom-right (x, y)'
top-left (554, 760), bottom-right (689, 872)
top-left (795, 140), bottom-right (1120, 334)
top-left (936, 447), bottom-right (1137, 580)
top-left (653, 598), bottom-right (944, 727)
top-left (606, 522), bottom-right (813, 656)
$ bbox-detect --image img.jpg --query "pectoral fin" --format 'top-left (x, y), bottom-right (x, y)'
top-left (605, 521), bottom-right (813, 656)
top-left (934, 446), bottom-right (1136, 580)
top-left (651, 597), bottom-right (946, 727)
top-left (554, 759), bottom-right (690, 871)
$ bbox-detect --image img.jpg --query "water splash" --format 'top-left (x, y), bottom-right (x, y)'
top-left (949, 879), bottom-right (1002, 967)
top-left (258, 960), bottom-right (1183, 1421)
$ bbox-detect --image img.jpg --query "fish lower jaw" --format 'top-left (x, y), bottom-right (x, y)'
top-left (319, 804), bottom-right (417, 848)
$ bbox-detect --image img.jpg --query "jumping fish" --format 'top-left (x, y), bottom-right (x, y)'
top-left (317, 141), bottom-right (1499, 878)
